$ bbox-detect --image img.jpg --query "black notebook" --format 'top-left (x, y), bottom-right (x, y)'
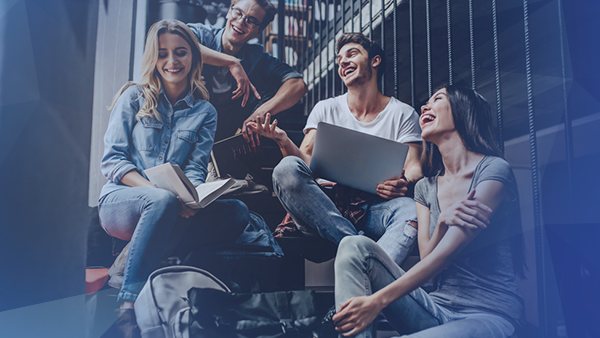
top-left (210, 134), bottom-right (262, 179)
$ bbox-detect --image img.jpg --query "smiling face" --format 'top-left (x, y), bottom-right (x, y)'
top-left (420, 88), bottom-right (456, 142)
top-left (336, 43), bottom-right (377, 88)
top-left (223, 0), bottom-right (266, 48)
top-left (155, 32), bottom-right (193, 88)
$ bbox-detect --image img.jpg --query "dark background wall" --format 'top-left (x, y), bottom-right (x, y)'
top-left (0, 0), bottom-right (98, 336)
top-left (0, 0), bottom-right (598, 337)
top-left (541, 1), bottom-right (600, 336)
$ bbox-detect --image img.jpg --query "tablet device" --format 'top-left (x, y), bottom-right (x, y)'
top-left (309, 122), bottom-right (409, 194)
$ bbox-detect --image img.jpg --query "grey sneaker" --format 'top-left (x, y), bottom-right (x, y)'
top-left (224, 177), bottom-right (249, 195)
top-left (228, 174), bottom-right (268, 196)
top-left (107, 242), bottom-right (129, 289)
top-left (206, 161), bottom-right (219, 182)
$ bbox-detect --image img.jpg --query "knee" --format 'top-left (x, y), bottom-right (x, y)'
top-left (388, 197), bottom-right (418, 221)
top-left (272, 156), bottom-right (306, 189)
top-left (388, 196), bottom-right (416, 211)
top-left (408, 220), bottom-right (418, 230)
top-left (220, 199), bottom-right (250, 228)
top-left (339, 235), bottom-right (375, 252)
top-left (145, 189), bottom-right (179, 214)
top-left (336, 236), bottom-right (376, 268)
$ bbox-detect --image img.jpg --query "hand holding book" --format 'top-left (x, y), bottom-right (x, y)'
top-left (144, 163), bottom-right (235, 209)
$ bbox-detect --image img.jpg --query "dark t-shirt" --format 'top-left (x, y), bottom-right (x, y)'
top-left (187, 23), bottom-right (302, 140)
top-left (414, 156), bottom-right (525, 327)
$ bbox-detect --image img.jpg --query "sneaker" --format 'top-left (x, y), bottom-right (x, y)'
top-left (206, 161), bottom-right (219, 182)
top-left (243, 174), bottom-right (268, 195)
top-left (223, 174), bottom-right (268, 196)
top-left (229, 174), bottom-right (268, 196)
top-left (107, 242), bottom-right (129, 289)
top-left (224, 177), bottom-right (249, 194)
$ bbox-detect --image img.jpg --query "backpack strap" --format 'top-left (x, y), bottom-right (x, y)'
top-left (275, 291), bottom-right (298, 335)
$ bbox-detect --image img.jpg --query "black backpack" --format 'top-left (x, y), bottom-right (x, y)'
top-left (187, 288), bottom-right (320, 338)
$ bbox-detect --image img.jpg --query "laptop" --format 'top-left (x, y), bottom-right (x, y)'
top-left (309, 122), bottom-right (410, 194)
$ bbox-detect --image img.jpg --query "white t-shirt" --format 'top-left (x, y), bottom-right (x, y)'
top-left (303, 94), bottom-right (422, 144)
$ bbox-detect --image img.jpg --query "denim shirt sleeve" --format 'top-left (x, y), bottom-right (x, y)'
top-left (180, 101), bottom-right (218, 187)
top-left (101, 85), bottom-right (141, 184)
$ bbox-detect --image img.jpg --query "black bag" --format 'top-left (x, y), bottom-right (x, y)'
top-left (184, 211), bottom-right (284, 293)
top-left (187, 288), bottom-right (320, 338)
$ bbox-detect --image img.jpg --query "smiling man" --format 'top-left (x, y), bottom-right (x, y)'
top-left (247, 33), bottom-right (423, 266)
top-left (188, 0), bottom-right (307, 144)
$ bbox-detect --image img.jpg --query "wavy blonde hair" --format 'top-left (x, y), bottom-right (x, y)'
top-left (110, 19), bottom-right (209, 121)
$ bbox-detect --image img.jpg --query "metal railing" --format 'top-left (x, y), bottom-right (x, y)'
top-left (272, 0), bottom-right (575, 336)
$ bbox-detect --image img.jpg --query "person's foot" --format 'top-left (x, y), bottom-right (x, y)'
top-left (227, 174), bottom-right (268, 196)
top-left (108, 242), bottom-right (130, 289)
top-left (206, 161), bottom-right (219, 182)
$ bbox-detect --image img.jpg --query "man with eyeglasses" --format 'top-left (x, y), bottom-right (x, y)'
top-left (188, 0), bottom-right (307, 145)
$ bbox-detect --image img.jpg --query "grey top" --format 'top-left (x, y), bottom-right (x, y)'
top-left (414, 156), bottom-right (525, 327)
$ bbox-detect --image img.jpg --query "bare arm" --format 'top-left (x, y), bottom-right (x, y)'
top-left (377, 180), bottom-right (505, 299)
top-left (246, 113), bottom-right (313, 164)
top-left (242, 78), bottom-right (308, 147)
top-left (333, 180), bottom-right (507, 336)
top-left (333, 223), bottom-right (480, 336)
top-left (416, 201), bottom-right (434, 260)
top-left (403, 142), bottom-right (423, 184)
top-left (198, 45), bottom-right (260, 107)
top-left (297, 128), bottom-right (316, 164)
top-left (418, 189), bottom-right (492, 260)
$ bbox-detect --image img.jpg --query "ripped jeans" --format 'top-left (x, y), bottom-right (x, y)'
top-left (335, 236), bottom-right (516, 338)
top-left (272, 156), bottom-right (417, 266)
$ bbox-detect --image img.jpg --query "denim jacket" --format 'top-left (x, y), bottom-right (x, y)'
top-left (187, 23), bottom-right (302, 111)
top-left (100, 85), bottom-right (217, 200)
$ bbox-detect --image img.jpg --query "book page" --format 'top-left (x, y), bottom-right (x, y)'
top-left (144, 164), bottom-right (195, 204)
top-left (195, 179), bottom-right (236, 208)
top-left (195, 180), bottom-right (231, 199)
top-left (171, 164), bottom-right (199, 201)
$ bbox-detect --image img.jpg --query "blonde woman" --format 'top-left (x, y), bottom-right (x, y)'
top-left (99, 19), bottom-right (249, 310)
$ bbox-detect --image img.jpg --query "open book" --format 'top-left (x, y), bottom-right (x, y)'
top-left (144, 163), bottom-right (235, 209)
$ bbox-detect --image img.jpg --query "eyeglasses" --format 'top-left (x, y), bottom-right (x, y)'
top-left (229, 7), bottom-right (262, 29)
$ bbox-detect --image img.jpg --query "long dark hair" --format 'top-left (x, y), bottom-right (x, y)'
top-left (421, 84), bottom-right (527, 278)
top-left (421, 84), bottom-right (504, 177)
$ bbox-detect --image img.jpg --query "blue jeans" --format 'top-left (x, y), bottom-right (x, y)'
top-left (98, 186), bottom-right (249, 302)
top-left (334, 236), bottom-right (516, 338)
top-left (272, 156), bottom-right (417, 265)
